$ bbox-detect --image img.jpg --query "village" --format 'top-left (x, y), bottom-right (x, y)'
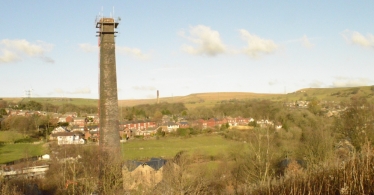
top-left (0, 97), bottom-right (356, 192)
top-left (4, 109), bottom-right (284, 145)
top-left (1, 98), bottom-right (346, 146)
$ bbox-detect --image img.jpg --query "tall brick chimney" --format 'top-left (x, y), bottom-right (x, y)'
top-left (157, 90), bottom-right (159, 104)
top-left (96, 17), bottom-right (121, 155)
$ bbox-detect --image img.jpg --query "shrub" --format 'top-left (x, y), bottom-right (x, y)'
top-left (176, 128), bottom-right (190, 137)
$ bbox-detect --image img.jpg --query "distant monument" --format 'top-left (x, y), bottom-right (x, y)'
top-left (96, 17), bottom-right (121, 155)
top-left (157, 90), bottom-right (159, 104)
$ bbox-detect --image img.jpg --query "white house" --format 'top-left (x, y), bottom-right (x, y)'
top-left (55, 132), bottom-right (85, 145)
top-left (41, 154), bottom-right (50, 160)
top-left (51, 126), bottom-right (69, 134)
top-left (165, 122), bottom-right (179, 132)
top-left (134, 127), bottom-right (160, 136)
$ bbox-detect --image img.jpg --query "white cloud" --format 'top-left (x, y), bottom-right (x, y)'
top-left (180, 25), bottom-right (226, 56)
top-left (79, 43), bottom-right (150, 60)
top-left (239, 29), bottom-right (278, 58)
top-left (70, 87), bottom-right (91, 94)
top-left (53, 87), bottom-right (91, 95)
top-left (146, 94), bottom-right (156, 99)
top-left (53, 88), bottom-right (64, 94)
top-left (331, 77), bottom-right (372, 87)
top-left (309, 80), bottom-right (324, 88)
top-left (2, 39), bottom-right (46, 56)
top-left (341, 30), bottom-right (374, 48)
top-left (301, 35), bottom-right (314, 48)
top-left (40, 56), bottom-right (55, 63)
top-left (268, 80), bottom-right (278, 86)
top-left (0, 49), bottom-right (19, 63)
top-left (0, 39), bottom-right (54, 64)
top-left (116, 46), bottom-right (150, 60)
top-left (79, 43), bottom-right (98, 52)
top-left (154, 64), bottom-right (182, 72)
top-left (132, 86), bottom-right (156, 91)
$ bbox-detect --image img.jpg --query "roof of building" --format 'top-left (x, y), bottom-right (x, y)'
top-left (124, 158), bottom-right (167, 171)
top-left (51, 132), bottom-right (83, 137)
top-left (165, 121), bottom-right (177, 126)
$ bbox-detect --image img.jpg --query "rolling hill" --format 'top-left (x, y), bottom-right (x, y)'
top-left (2, 86), bottom-right (374, 109)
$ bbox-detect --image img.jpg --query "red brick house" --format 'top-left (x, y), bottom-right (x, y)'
top-left (207, 118), bottom-right (222, 128)
top-left (195, 119), bottom-right (207, 129)
top-left (120, 120), bottom-right (156, 130)
top-left (73, 117), bottom-right (87, 128)
top-left (58, 115), bottom-right (73, 123)
top-left (178, 121), bottom-right (190, 128)
top-left (64, 112), bottom-right (78, 118)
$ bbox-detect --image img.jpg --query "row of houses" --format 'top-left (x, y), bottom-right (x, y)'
top-left (6, 110), bottom-right (98, 127)
top-left (49, 116), bottom-right (281, 145)
top-left (6, 107), bottom-right (279, 131)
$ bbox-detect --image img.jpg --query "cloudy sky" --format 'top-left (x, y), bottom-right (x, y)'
top-left (1, 1), bottom-right (374, 99)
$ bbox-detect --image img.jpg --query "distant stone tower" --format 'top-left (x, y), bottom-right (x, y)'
top-left (96, 17), bottom-right (121, 155)
top-left (157, 90), bottom-right (159, 104)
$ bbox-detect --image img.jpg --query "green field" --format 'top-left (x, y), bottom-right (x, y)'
top-left (0, 131), bottom-right (25, 143)
top-left (0, 143), bottom-right (47, 164)
top-left (0, 131), bottom-right (47, 164)
top-left (121, 134), bottom-right (240, 161)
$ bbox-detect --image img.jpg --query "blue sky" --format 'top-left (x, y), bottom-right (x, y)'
top-left (1, 1), bottom-right (374, 99)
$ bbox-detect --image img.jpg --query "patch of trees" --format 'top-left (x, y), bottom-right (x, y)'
top-left (9, 100), bottom-right (95, 116)
top-left (1, 115), bottom-right (34, 132)
top-left (213, 99), bottom-right (282, 120)
top-left (187, 106), bottom-right (214, 120)
top-left (0, 99), bottom-right (8, 109)
top-left (121, 102), bottom-right (187, 120)
top-left (56, 103), bottom-right (97, 115)
top-left (275, 109), bottom-right (318, 131)
top-left (307, 97), bottom-right (322, 115)
top-left (331, 88), bottom-right (361, 97)
top-left (1, 114), bottom-right (58, 139)
top-left (0, 108), bottom-right (6, 117)
top-left (18, 100), bottom-right (42, 111)
top-left (334, 96), bottom-right (374, 150)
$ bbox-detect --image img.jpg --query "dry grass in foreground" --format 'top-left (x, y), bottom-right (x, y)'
top-left (250, 143), bottom-right (374, 195)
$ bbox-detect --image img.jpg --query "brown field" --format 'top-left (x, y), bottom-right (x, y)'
top-left (118, 86), bottom-right (374, 108)
top-left (118, 92), bottom-right (277, 109)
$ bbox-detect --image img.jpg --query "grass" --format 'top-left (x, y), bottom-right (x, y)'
top-left (0, 131), bottom-right (25, 143)
top-left (121, 134), bottom-right (239, 161)
top-left (0, 131), bottom-right (47, 164)
top-left (23, 97), bottom-right (98, 107)
top-left (0, 143), bottom-right (47, 164)
top-left (251, 148), bottom-right (374, 195)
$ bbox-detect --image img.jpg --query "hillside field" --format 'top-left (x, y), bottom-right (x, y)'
top-left (0, 143), bottom-right (47, 164)
top-left (121, 134), bottom-right (240, 161)
top-left (2, 86), bottom-right (374, 109)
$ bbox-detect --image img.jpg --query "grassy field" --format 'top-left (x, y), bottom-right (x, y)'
top-left (0, 143), bottom-right (47, 164)
top-left (0, 131), bottom-right (47, 164)
top-left (0, 131), bottom-right (26, 143)
top-left (121, 134), bottom-right (240, 161)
